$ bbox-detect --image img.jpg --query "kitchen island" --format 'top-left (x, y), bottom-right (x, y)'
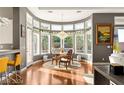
top-left (0, 49), bottom-right (20, 56)
top-left (94, 63), bottom-right (124, 85)
top-left (0, 49), bottom-right (20, 75)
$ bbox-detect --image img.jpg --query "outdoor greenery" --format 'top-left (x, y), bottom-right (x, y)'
top-left (52, 36), bottom-right (60, 48)
top-left (64, 36), bottom-right (73, 48)
top-left (42, 36), bottom-right (48, 50)
top-left (76, 35), bottom-right (83, 50)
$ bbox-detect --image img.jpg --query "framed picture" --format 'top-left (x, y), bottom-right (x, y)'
top-left (96, 24), bottom-right (112, 45)
top-left (21, 24), bottom-right (25, 37)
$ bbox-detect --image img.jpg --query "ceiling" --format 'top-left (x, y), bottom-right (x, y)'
top-left (28, 7), bottom-right (124, 22)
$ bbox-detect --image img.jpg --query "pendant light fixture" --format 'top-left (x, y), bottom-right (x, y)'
top-left (57, 13), bottom-right (68, 39)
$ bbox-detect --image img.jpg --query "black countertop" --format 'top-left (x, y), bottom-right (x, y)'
top-left (94, 63), bottom-right (124, 85)
top-left (0, 49), bottom-right (20, 56)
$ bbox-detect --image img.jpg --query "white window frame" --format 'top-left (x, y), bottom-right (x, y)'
top-left (75, 22), bottom-right (84, 30)
top-left (33, 31), bottom-right (40, 56)
top-left (33, 20), bottom-right (40, 28)
top-left (75, 34), bottom-right (85, 54)
top-left (86, 30), bottom-right (92, 54)
top-left (41, 32), bottom-right (50, 54)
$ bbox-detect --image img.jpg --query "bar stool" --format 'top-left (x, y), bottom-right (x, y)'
top-left (7, 54), bottom-right (23, 84)
top-left (0, 57), bottom-right (9, 85)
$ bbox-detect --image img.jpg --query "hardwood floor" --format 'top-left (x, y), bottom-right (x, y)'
top-left (21, 60), bottom-right (93, 85)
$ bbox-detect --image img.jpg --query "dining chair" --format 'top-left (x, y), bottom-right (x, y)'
top-left (59, 49), bottom-right (73, 69)
top-left (52, 54), bottom-right (60, 65)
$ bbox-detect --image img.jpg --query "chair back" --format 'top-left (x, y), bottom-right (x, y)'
top-left (15, 54), bottom-right (22, 66)
top-left (67, 49), bottom-right (73, 55)
top-left (66, 49), bottom-right (73, 60)
top-left (0, 57), bottom-right (9, 73)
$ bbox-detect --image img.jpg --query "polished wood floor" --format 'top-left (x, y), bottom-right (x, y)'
top-left (21, 60), bottom-right (93, 85)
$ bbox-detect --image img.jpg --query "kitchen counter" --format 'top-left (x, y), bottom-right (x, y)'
top-left (0, 49), bottom-right (20, 56)
top-left (94, 63), bottom-right (124, 85)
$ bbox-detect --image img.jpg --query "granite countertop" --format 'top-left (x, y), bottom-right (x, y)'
top-left (0, 49), bottom-right (20, 56)
top-left (94, 63), bottom-right (124, 85)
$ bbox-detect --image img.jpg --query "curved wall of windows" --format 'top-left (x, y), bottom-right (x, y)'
top-left (26, 12), bottom-right (92, 61)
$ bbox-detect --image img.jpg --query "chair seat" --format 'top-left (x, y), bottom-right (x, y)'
top-left (61, 58), bottom-right (68, 62)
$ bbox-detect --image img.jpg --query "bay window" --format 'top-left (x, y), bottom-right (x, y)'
top-left (75, 22), bottom-right (84, 30)
top-left (86, 31), bottom-right (92, 53)
top-left (52, 36), bottom-right (61, 48)
top-left (41, 32), bottom-right (50, 54)
top-left (63, 24), bottom-right (73, 31)
top-left (75, 34), bottom-right (84, 53)
top-left (64, 35), bottom-right (73, 48)
top-left (51, 24), bottom-right (61, 31)
top-left (41, 23), bottom-right (50, 30)
top-left (33, 30), bottom-right (40, 55)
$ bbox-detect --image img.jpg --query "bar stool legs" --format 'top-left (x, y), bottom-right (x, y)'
top-left (14, 66), bottom-right (23, 84)
top-left (0, 74), bottom-right (2, 85)
top-left (0, 73), bottom-right (9, 85)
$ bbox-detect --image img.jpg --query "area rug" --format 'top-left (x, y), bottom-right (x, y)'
top-left (83, 74), bottom-right (94, 85)
top-left (42, 61), bottom-right (81, 71)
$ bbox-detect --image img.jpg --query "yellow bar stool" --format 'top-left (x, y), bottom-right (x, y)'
top-left (0, 57), bottom-right (9, 85)
top-left (7, 54), bottom-right (23, 84)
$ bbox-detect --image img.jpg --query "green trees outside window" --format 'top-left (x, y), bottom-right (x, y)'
top-left (76, 35), bottom-right (84, 53)
top-left (41, 35), bottom-right (49, 53)
top-left (64, 36), bottom-right (73, 48)
top-left (52, 36), bottom-right (61, 48)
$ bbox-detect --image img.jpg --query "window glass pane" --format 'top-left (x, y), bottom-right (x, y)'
top-left (63, 24), bottom-right (73, 30)
top-left (75, 34), bottom-right (84, 53)
top-left (64, 36), bottom-right (73, 48)
top-left (51, 24), bottom-right (61, 30)
top-left (52, 36), bottom-right (61, 48)
top-left (33, 20), bottom-right (39, 28)
top-left (41, 23), bottom-right (50, 30)
top-left (26, 13), bottom-right (33, 27)
top-left (75, 22), bottom-right (84, 30)
top-left (26, 28), bottom-right (33, 63)
top-left (41, 32), bottom-right (50, 54)
top-left (85, 19), bottom-right (92, 28)
top-left (33, 31), bottom-right (40, 55)
top-left (116, 28), bottom-right (124, 52)
top-left (118, 29), bottom-right (124, 42)
top-left (87, 32), bottom-right (92, 53)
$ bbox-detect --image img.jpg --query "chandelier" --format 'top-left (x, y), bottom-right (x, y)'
top-left (57, 13), bottom-right (68, 39)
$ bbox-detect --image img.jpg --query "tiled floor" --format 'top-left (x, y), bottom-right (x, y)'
top-left (21, 60), bottom-right (93, 85)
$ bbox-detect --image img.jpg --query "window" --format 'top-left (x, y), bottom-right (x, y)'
top-left (75, 22), bottom-right (84, 30)
top-left (41, 32), bottom-right (50, 54)
top-left (26, 13), bottom-right (33, 27)
top-left (52, 36), bottom-right (61, 48)
top-left (26, 28), bottom-right (33, 64)
top-left (85, 19), bottom-right (92, 29)
top-left (75, 34), bottom-right (84, 53)
top-left (118, 29), bottom-right (124, 42)
top-left (63, 24), bottom-right (73, 31)
top-left (51, 24), bottom-right (61, 30)
top-left (86, 31), bottom-right (92, 53)
top-left (26, 13), bottom-right (33, 64)
top-left (33, 30), bottom-right (40, 55)
top-left (64, 36), bottom-right (73, 48)
top-left (33, 20), bottom-right (40, 28)
top-left (41, 23), bottom-right (50, 30)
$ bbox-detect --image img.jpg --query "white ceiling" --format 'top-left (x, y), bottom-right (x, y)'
top-left (28, 7), bottom-right (124, 22)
